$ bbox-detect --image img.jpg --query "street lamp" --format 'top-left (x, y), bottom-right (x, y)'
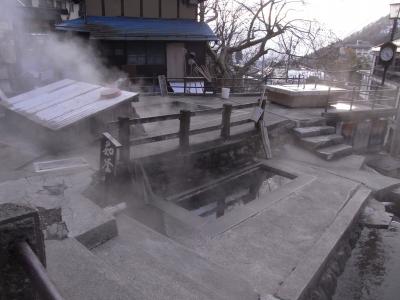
top-left (390, 3), bottom-right (400, 40)
top-left (379, 3), bottom-right (400, 85)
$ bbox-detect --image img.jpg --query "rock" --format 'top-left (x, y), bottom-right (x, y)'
top-left (361, 198), bottom-right (393, 229)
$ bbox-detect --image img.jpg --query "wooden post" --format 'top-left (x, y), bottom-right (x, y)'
top-left (221, 104), bottom-right (232, 140)
top-left (256, 99), bottom-right (267, 130)
top-left (179, 110), bottom-right (191, 152)
top-left (297, 74), bottom-right (301, 87)
top-left (152, 74), bottom-right (156, 93)
top-left (118, 117), bottom-right (131, 166)
top-left (324, 87), bottom-right (331, 113)
top-left (390, 88), bottom-right (400, 157)
top-left (158, 75), bottom-right (168, 96)
top-left (257, 99), bottom-right (272, 159)
top-left (183, 77), bottom-right (187, 95)
top-left (371, 89), bottom-right (377, 110)
top-left (350, 87), bottom-right (356, 111)
top-left (216, 197), bottom-right (225, 218)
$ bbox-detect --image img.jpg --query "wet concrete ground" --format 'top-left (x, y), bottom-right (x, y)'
top-left (334, 222), bottom-right (400, 300)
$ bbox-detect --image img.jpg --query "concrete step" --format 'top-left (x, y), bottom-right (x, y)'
top-left (300, 134), bottom-right (344, 149)
top-left (46, 238), bottom-right (146, 300)
top-left (92, 214), bottom-right (259, 300)
top-left (293, 126), bottom-right (335, 138)
top-left (297, 117), bottom-right (326, 127)
top-left (315, 144), bottom-right (353, 161)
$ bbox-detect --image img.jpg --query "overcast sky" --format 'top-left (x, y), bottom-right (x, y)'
top-left (300, 0), bottom-right (393, 38)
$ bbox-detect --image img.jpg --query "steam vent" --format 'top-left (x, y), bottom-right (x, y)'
top-left (1, 1), bottom-right (400, 300)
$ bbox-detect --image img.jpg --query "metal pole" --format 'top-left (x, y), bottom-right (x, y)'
top-left (16, 241), bottom-right (64, 300)
top-left (382, 18), bottom-right (398, 86)
top-left (324, 87), bottom-right (331, 113)
top-left (391, 18), bottom-right (398, 41)
top-left (350, 87), bottom-right (356, 111)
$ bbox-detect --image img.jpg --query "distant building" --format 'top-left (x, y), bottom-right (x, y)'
top-left (344, 40), bottom-right (373, 61)
top-left (55, 0), bottom-right (217, 78)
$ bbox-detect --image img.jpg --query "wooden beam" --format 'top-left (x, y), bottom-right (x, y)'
top-left (123, 101), bottom-right (258, 125)
top-left (118, 117), bottom-right (131, 166)
top-left (258, 99), bottom-right (272, 159)
top-left (179, 110), bottom-right (191, 152)
top-left (221, 104), bottom-right (232, 140)
top-left (130, 120), bottom-right (253, 146)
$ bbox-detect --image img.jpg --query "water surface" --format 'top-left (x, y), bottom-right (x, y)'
top-left (334, 220), bottom-right (400, 300)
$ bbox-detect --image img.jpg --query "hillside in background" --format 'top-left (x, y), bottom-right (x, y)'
top-left (344, 15), bottom-right (398, 46)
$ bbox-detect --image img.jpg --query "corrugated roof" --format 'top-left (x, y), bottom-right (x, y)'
top-left (1, 79), bottom-right (138, 131)
top-left (55, 16), bottom-right (218, 41)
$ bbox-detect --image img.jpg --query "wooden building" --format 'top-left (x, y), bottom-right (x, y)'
top-left (55, 0), bottom-right (217, 78)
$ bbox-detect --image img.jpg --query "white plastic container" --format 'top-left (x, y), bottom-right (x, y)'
top-left (221, 87), bottom-right (230, 99)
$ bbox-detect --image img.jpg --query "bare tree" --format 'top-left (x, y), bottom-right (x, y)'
top-left (201, 0), bottom-right (329, 78)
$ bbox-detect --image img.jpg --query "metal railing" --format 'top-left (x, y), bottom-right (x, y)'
top-left (121, 76), bottom-right (265, 96)
top-left (322, 84), bottom-right (399, 113)
top-left (16, 241), bottom-right (64, 300)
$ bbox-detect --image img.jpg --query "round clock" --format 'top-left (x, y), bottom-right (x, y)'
top-left (380, 46), bottom-right (395, 62)
top-left (379, 42), bottom-right (397, 65)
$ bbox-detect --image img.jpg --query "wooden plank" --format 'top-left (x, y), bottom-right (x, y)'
top-left (36, 87), bottom-right (105, 121)
top-left (221, 104), bottom-right (232, 140)
top-left (258, 99), bottom-right (272, 159)
top-left (12, 82), bottom-right (98, 113)
top-left (168, 163), bottom-right (262, 203)
top-left (5, 79), bottom-right (76, 105)
top-left (118, 117), bottom-right (131, 166)
top-left (158, 75), bottom-right (168, 97)
top-left (179, 110), bottom-right (191, 152)
top-left (130, 120), bottom-right (254, 146)
top-left (48, 91), bottom-right (137, 130)
top-left (33, 87), bottom-right (102, 122)
top-left (125, 101), bottom-right (259, 125)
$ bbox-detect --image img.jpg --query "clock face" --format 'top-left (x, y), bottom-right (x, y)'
top-left (380, 47), bottom-right (395, 62)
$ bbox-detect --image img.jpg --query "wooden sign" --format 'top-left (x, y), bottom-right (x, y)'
top-left (251, 107), bottom-right (264, 122)
top-left (100, 132), bottom-right (122, 181)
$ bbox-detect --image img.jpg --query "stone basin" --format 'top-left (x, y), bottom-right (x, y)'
top-left (266, 84), bottom-right (345, 108)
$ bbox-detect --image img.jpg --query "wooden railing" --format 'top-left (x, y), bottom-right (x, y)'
top-left (107, 100), bottom-right (265, 166)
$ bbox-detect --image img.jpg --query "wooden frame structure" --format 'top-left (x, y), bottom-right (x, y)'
top-left (103, 99), bottom-right (271, 171)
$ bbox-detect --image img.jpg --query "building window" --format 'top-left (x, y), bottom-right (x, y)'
top-left (38, 0), bottom-right (54, 7)
top-left (127, 42), bottom-right (165, 65)
top-left (127, 44), bottom-right (146, 65)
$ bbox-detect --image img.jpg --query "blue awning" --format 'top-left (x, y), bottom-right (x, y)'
top-left (55, 16), bottom-right (218, 41)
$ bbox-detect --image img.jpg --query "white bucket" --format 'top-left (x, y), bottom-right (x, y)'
top-left (221, 87), bottom-right (230, 99)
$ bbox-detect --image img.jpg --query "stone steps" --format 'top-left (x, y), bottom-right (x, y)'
top-left (300, 134), bottom-right (344, 150)
top-left (293, 121), bottom-right (353, 161)
top-left (293, 126), bottom-right (335, 138)
top-left (46, 238), bottom-right (146, 300)
top-left (297, 117), bottom-right (327, 127)
top-left (315, 144), bottom-right (354, 161)
top-left (92, 214), bottom-right (259, 300)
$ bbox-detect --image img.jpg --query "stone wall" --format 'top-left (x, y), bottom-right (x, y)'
top-left (0, 20), bottom-right (18, 97)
